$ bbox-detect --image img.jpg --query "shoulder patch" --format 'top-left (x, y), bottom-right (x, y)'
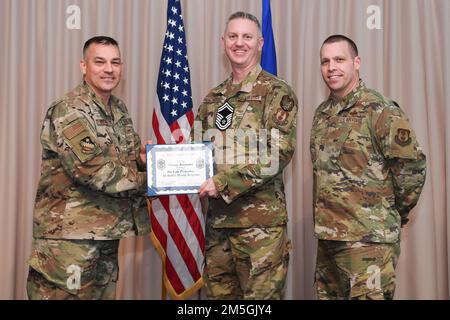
top-left (272, 108), bottom-right (289, 126)
top-left (62, 119), bottom-right (102, 163)
top-left (389, 118), bottom-right (417, 159)
top-left (280, 95), bottom-right (294, 112)
top-left (63, 121), bottom-right (84, 140)
top-left (395, 128), bottom-right (412, 146)
top-left (79, 136), bottom-right (97, 154)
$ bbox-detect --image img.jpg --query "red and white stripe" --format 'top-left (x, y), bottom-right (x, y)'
top-left (150, 108), bottom-right (205, 298)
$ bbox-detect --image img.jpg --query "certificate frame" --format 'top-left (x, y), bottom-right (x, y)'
top-left (146, 142), bottom-right (214, 196)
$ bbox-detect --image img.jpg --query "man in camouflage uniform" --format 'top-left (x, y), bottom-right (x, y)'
top-left (310, 35), bottom-right (426, 299)
top-left (194, 12), bottom-right (298, 299)
top-left (27, 36), bottom-right (150, 299)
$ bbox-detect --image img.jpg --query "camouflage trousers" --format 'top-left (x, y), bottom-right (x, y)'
top-left (204, 225), bottom-right (291, 300)
top-left (27, 238), bottom-right (119, 300)
top-left (315, 240), bottom-right (401, 300)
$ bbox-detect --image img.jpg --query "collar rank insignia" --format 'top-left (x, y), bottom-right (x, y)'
top-left (215, 102), bottom-right (234, 131)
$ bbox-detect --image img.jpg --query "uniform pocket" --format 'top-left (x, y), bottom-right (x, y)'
top-left (28, 239), bottom-right (99, 294)
top-left (317, 126), bottom-right (352, 170)
top-left (339, 129), bottom-right (371, 176)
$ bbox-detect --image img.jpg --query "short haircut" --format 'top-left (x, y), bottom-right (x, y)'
top-left (83, 36), bottom-right (119, 57)
top-left (226, 11), bottom-right (261, 33)
top-left (322, 34), bottom-right (358, 58)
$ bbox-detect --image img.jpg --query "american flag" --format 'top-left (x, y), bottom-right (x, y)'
top-left (150, 0), bottom-right (205, 299)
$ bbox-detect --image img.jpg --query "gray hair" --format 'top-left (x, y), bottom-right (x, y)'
top-left (226, 11), bottom-right (261, 33)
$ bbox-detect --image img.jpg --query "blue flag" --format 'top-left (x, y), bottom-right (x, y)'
top-left (261, 0), bottom-right (277, 76)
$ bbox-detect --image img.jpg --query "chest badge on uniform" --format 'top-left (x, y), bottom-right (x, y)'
top-left (395, 128), bottom-right (412, 146)
top-left (80, 136), bottom-right (96, 154)
top-left (215, 102), bottom-right (234, 131)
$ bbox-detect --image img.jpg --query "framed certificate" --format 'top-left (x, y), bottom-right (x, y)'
top-left (146, 143), bottom-right (214, 196)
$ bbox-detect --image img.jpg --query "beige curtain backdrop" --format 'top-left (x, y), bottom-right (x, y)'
top-left (1, 0), bottom-right (448, 299)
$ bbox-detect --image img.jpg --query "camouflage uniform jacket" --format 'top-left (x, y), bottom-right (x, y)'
top-left (33, 82), bottom-right (150, 240)
top-left (195, 64), bottom-right (298, 228)
top-left (310, 80), bottom-right (426, 243)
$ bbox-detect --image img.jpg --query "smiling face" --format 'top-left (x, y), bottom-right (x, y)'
top-left (222, 18), bottom-right (263, 71)
top-left (320, 41), bottom-right (361, 99)
top-left (80, 43), bottom-right (122, 102)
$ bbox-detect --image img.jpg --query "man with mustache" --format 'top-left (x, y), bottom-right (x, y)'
top-left (27, 36), bottom-right (150, 299)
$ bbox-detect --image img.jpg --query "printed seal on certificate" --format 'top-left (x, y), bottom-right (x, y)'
top-left (146, 143), bottom-right (214, 196)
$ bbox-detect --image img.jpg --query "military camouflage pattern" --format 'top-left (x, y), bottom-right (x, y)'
top-left (315, 240), bottom-right (400, 300)
top-left (194, 64), bottom-right (298, 228)
top-left (310, 80), bottom-right (426, 243)
top-left (27, 238), bottom-right (119, 300)
top-left (204, 225), bottom-right (290, 299)
top-left (33, 82), bottom-right (150, 240)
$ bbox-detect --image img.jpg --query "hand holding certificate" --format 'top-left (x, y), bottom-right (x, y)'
top-left (146, 143), bottom-right (214, 196)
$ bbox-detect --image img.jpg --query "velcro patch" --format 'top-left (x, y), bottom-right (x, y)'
top-left (337, 117), bottom-right (362, 124)
top-left (280, 95), bottom-right (294, 112)
top-left (272, 108), bottom-right (289, 126)
top-left (247, 95), bottom-right (262, 101)
top-left (389, 118), bottom-right (417, 159)
top-left (63, 121), bottom-right (84, 140)
top-left (62, 120), bottom-right (102, 163)
top-left (79, 136), bottom-right (97, 154)
top-left (121, 118), bottom-right (133, 125)
top-left (96, 119), bottom-right (113, 126)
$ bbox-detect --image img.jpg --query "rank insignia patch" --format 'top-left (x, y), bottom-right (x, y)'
top-left (80, 136), bottom-right (96, 154)
top-left (215, 102), bottom-right (234, 131)
top-left (395, 128), bottom-right (412, 146)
